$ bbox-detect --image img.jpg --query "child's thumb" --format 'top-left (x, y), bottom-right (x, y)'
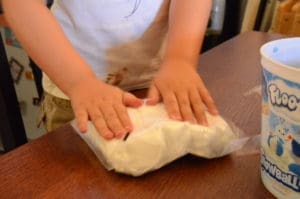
top-left (146, 84), bottom-right (160, 105)
top-left (123, 92), bottom-right (143, 107)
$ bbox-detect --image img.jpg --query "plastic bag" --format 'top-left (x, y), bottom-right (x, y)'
top-left (73, 103), bottom-right (246, 176)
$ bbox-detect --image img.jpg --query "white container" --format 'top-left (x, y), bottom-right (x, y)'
top-left (260, 38), bottom-right (300, 199)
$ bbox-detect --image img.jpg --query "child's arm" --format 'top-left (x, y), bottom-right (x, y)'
top-left (3, 0), bottom-right (143, 139)
top-left (147, 0), bottom-right (218, 125)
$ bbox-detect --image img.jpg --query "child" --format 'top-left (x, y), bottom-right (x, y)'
top-left (3, 0), bottom-right (218, 140)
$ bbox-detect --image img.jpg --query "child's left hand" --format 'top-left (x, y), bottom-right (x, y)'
top-left (147, 60), bottom-right (218, 125)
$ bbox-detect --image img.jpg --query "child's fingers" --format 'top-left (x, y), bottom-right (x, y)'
top-left (73, 106), bottom-right (88, 133)
top-left (189, 88), bottom-right (208, 125)
top-left (114, 104), bottom-right (133, 135)
top-left (156, 83), bottom-right (181, 121)
top-left (123, 92), bottom-right (143, 107)
top-left (100, 104), bottom-right (127, 138)
top-left (146, 84), bottom-right (161, 105)
top-left (88, 107), bottom-right (114, 139)
top-left (176, 92), bottom-right (195, 124)
top-left (198, 86), bottom-right (218, 116)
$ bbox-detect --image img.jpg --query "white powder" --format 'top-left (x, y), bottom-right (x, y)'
top-left (76, 104), bottom-right (239, 176)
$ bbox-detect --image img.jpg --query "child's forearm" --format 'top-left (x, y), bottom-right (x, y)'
top-left (163, 0), bottom-right (212, 67)
top-left (3, 0), bottom-right (97, 96)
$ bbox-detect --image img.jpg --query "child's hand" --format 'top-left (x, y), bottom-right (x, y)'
top-left (147, 61), bottom-right (218, 125)
top-left (69, 77), bottom-right (143, 139)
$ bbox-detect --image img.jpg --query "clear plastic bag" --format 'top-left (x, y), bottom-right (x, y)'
top-left (72, 103), bottom-right (248, 176)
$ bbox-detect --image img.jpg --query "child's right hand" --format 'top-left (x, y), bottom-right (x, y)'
top-left (68, 77), bottom-right (143, 140)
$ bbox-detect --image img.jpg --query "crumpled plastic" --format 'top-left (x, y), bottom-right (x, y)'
top-left (73, 103), bottom-right (246, 176)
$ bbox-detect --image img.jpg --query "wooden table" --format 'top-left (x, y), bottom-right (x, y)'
top-left (0, 32), bottom-right (283, 198)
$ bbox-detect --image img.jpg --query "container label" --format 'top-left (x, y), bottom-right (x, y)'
top-left (261, 152), bottom-right (300, 192)
top-left (261, 69), bottom-right (300, 195)
top-left (266, 77), bottom-right (300, 124)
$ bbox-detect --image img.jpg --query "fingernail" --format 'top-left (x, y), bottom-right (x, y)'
top-left (79, 126), bottom-right (87, 133)
top-left (80, 129), bottom-right (87, 133)
top-left (115, 130), bottom-right (125, 139)
top-left (103, 131), bottom-right (114, 140)
top-left (125, 125), bottom-right (132, 132)
top-left (77, 122), bottom-right (86, 131)
top-left (212, 109), bottom-right (219, 115)
top-left (171, 115), bottom-right (181, 121)
top-left (203, 121), bottom-right (209, 126)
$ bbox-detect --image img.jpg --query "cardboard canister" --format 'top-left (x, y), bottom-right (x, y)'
top-left (260, 38), bottom-right (300, 198)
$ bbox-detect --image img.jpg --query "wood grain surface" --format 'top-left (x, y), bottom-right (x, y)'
top-left (0, 31), bottom-right (284, 199)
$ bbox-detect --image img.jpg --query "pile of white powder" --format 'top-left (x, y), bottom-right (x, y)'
top-left (75, 103), bottom-right (241, 176)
